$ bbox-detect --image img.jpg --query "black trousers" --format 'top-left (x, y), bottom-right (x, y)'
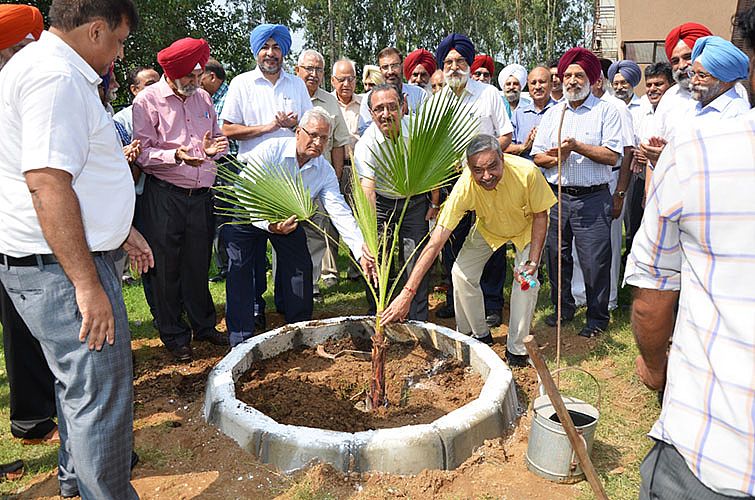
top-left (140, 176), bottom-right (217, 350)
top-left (1, 283), bottom-right (56, 439)
top-left (223, 223), bottom-right (312, 346)
top-left (623, 173), bottom-right (645, 256)
top-left (365, 194), bottom-right (430, 321)
top-left (441, 212), bottom-right (507, 314)
top-left (546, 186), bottom-right (612, 329)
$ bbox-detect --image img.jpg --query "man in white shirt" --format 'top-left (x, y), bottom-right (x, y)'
top-left (227, 108), bottom-right (373, 346)
top-left (220, 23), bottom-right (312, 331)
top-left (0, 0), bottom-right (152, 497)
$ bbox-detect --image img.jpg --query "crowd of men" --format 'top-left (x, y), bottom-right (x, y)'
top-left (0, 0), bottom-right (753, 498)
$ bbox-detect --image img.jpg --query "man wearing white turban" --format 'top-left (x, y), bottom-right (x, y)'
top-left (498, 63), bottom-right (531, 113)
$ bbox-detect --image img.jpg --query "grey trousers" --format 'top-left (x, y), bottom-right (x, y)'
top-left (0, 253), bottom-right (138, 499)
top-left (640, 440), bottom-right (752, 500)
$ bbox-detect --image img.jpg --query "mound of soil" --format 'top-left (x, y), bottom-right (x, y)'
top-left (236, 336), bottom-right (483, 432)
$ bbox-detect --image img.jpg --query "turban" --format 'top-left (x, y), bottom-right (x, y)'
top-left (404, 49), bottom-right (437, 80)
top-left (664, 23), bottom-right (712, 61)
top-left (607, 60), bottom-right (642, 87)
top-left (249, 24), bottom-right (291, 57)
top-left (0, 4), bottom-right (43, 51)
top-left (498, 63), bottom-right (527, 89)
top-left (363, 65), bottom-right (384, 84)
top-left (471, 55), bottom-right (495, 77)
top-left (435, 33), bottom-right (475, 68)
top-left (557, 47), bottom-right (602, 85)
top-left (692, 36), bottom-right (749, 83)
top-left (157, 38), bottom-right (210, 80)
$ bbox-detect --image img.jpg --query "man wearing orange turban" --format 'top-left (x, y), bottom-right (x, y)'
top-left (404, 48), bottom-right (436, 90)
top-left (470, 54), bottom-right (495, 85)
top-left (0, 4), bottom-right (44, 69)
top-left (133, 37), bottom-right (230, 362)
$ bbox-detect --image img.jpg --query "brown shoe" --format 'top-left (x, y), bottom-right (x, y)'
top-left (22, 426), bottom-right (60, 446)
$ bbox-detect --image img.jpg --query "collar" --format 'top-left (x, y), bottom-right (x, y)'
top-left (567, 92), bottom-right (599, 111)
top-left (155, 77), bottom-right (179, 99)
top-left (251, 66), bottom-right (291, 86)
top-left (370, 117), bottom-right (409, 144)
top-left (312, 87), bottom-right (330, 104)
top-left (213, 81), bottom-right (228, 100)
top-left (627, 93), bottom-right (642, 108)
top-left (282, 136), bottom-right (322, 169)
top-left (42, 31), bottom-right (100, 86)
top-left (521, 97), bottom-right (558, 114)
top-left (697, 86), bottom-right (740, 114)
top-left (333, 89), bottom-right (361, 107)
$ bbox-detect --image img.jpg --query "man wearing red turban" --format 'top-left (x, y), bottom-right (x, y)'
top-left (404, 48), bottom-right (436, 90)
top-left (470, 54), bottom-right (495, 85)
top-left (0, 4), bottom-right (44, 69)
top-left (133, 37), bottom-right (230, 362)
top-left (531, 46), bottom-right (623, 339)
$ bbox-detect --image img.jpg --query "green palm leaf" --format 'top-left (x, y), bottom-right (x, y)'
top-left (214, 155), bottom-right (316, 224)
top-left (368, 90), bottom-right (479, 199)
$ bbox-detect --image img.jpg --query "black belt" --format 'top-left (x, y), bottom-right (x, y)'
top-left (548, 183), bottom-right (608, 196)
top-left (1, 251), bottom-right (109, 267)
top-left (148, 175), bottom-right (211, 196)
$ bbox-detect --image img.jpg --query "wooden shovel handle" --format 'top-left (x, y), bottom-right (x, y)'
top-left (524, 335), bottom-right (608, 500)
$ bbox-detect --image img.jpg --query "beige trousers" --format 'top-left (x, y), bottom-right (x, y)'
top-left (452, 229), bottom-right (539, 355)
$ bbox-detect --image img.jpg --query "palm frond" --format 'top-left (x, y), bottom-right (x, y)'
top-left (347, 158), bottom-right (379, 259)
top-left (368, 90), bottom-right (478, 199)
top-left (214, 156), bottom-right (316, 223)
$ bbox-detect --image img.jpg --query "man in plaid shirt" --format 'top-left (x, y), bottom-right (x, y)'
top-left (626, 10), bottom-right (755, 498)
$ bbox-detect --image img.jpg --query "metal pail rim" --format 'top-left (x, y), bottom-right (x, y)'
top-left (535, 366), bottom-right (602, 411)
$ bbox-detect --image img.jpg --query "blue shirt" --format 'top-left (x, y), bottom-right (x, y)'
top-left (211, 81), bottom-right (238, 156)
top-left (531, 93), bottom-right (623, 187)
top-left (238, 137), bottom-right (364, 259)
top-left (511, 97), bottom-right (558, 160)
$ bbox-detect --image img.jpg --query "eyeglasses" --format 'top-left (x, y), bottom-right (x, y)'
top-left (300, 127), bottom-right (328, 144)
top-left (443, 58), bottom-right (467, 69)
top-left (371, 102), bottom-right (399, 114)
top-left (300, 65), bottom-right (324, 75)
top-left (333, 75), bottom-right (356, 83)
top-left (685, 69), bottom-right (713, 81)
top-left (379, 63), bottom-right (401, 72)
top-left (473, 70), bottom-right (490, 77)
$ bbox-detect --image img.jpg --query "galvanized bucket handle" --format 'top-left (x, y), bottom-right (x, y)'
top-left (537, 366), bottom-right (602, 411)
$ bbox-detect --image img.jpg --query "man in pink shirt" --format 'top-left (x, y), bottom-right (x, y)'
top-left (133, 37), bottom-right (229, 362)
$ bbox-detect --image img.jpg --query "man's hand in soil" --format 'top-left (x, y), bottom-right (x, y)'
top-left (381, 288), bottom-right (413, 324)
top-left (269, 215), bottom-right (298, 235)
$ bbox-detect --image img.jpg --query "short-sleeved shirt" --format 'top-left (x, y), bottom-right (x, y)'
top-left (310, 87), bottom-right (351, 165)
top-left (624, 112), bottom-right (755, 497)
top-left (353, 119), bottom-right (410, 199)
top-left (332, 91), bottom-right (362, 157)
top-left (435, 78), bottom-right (513, 139)
top-left (437, 154), bottom-right (556, 251)
top-left (132, 78), bottom-right (222, 189)
top-left (220, 68), bottom-right (312, 155)
top-left (358, 82), bottom-right (427, 134)
top-left (0, 31), bottom-right (134, 257)
top-left (531, 93), bottom-right (622, 186)
top-left (511, 97), bottom-right (558, 160)
top-left (238, 137), bottom-right (365, 259)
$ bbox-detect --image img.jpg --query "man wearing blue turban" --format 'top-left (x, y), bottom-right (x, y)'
top-left (219, 23), bottom-right (313, 343)
top-left (689, 36), bottom-right (750, 111)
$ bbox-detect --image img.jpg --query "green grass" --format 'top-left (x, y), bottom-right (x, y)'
top-left (0, 243), bottom-right (658, 498)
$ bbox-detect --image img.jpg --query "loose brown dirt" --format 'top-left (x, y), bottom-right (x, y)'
top-left (13, 295), bottom-right (594, 499)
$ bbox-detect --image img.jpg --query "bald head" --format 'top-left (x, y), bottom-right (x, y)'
top-left (527, 66), bottom-right (552, 107)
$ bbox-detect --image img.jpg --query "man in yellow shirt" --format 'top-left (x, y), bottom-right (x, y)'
top-left (382, 134), bottom-right (555, 366)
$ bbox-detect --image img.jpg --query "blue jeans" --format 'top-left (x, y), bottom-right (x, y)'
top-left (0, 253), bottom-right (137, 499)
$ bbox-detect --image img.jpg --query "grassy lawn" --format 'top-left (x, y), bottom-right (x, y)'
top-left (0, 244), bottom-right (659, 498)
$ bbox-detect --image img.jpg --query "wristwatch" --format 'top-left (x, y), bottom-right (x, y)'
top-left (616, 190), bottom-right (626, 198)
top-left (430, 203), bottom-right (440, 209)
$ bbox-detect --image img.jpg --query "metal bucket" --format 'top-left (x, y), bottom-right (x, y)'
top-left (525, 367), bottom-right (601, 483)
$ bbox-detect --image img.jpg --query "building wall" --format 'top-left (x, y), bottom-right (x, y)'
top-left (616, 0), bottom-right (738, 55)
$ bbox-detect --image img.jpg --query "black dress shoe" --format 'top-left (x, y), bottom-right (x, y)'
top-left (544, 313), bottom-right (573, 327)
top-left (194, 329), bottom-right (230, 346)
top-left (578, 325), bottom-right (604, 338)
top-left (505, 350), bottom-right (531, 368)
top-left (208, 272), bottom-right (226, 283)
top-left (435, 304), bottom-right (455, 319)
top-left (168, 344), bottom-right (192, 362)
top-left (254, 314), bottom-right (266, 332)
top-left (473, 332), bottom-right (494, 345)
top-left (485, 311), bottom-right (502, 327)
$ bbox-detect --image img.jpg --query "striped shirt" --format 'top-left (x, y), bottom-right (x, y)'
top-left (531, 93), bottom-right (622, 186)
top-left (624, 112), bottom-right (755, 497)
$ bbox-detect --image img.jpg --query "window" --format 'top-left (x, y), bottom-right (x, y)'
top-left (622, 41), bottom-right (668, 64)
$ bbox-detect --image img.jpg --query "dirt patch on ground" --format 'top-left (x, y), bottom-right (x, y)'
top-left (13, 295), bottom-right (597, 499)
top-left (237, 336), bottom-right (483, 432)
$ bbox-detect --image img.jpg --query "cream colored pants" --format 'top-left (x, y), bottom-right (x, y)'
top-left (452, 229), bottom-right (539, 355)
